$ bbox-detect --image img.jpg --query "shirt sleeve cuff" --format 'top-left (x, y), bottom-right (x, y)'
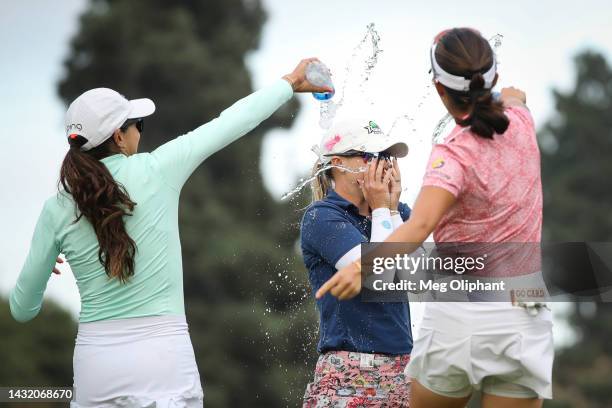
top-left (371, 207), bottom-right (391, 219)
top-left (422, 178), bottom-right (461, 198)
top-left (276, 78), bottom-right (294, 100)
top-left (371, 208), bottom-right (393, 242)
top-left (391, 214), bottom-right (404, 230)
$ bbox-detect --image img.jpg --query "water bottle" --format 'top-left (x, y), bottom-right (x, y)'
top-left (306, 61), bottom-right (335, 100)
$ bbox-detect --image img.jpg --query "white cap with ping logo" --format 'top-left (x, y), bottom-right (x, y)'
top-left (65, 88), bottom-right (156, 151)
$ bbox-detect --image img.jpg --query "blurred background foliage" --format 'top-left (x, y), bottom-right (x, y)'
top-left (1, 0), bottom-right (611, 407)
top-left (538, 51), bottom-right (612, 408)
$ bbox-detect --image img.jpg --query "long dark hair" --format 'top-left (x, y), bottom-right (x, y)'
top-left (59, 135), bottom-right (137, 283)
top-left (435, 28), bottom-right (509, 139)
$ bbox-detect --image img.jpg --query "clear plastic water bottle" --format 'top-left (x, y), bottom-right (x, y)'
top-left (306, 61), bottom-right (335, 100)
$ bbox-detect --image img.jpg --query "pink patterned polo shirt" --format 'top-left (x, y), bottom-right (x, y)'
top-left (422, 106), bottom-right (542, 244)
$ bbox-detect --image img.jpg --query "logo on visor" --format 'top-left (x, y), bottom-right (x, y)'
top-left (364, 121), bottom-right (383, 135)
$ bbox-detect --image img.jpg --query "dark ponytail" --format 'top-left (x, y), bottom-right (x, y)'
top-left (435, 28), bottom-right (509, 139)
top-left (59, 135), bottom-right (137, 283)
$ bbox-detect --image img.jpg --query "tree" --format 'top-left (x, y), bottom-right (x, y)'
top-left (0, 297), bottom-right (76, 408)
top-left (539, 51), bottom-right (612, 408)
top-left (540, 51), bottom-right (612, 242)
top-left (58, 1), bottom-right (316, 406)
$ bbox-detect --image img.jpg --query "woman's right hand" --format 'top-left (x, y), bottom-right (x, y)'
top-left (316, 260), bottom-right (362, 300)
top-left (282, 58), bottom-right (334, 94)
top-left (388, 158), bottom-right (402, 211)
top-left (358, 158), bottom-right (392, 210)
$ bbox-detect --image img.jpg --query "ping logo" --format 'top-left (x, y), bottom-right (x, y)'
top-left (66, 123), bottom-right (83, 133)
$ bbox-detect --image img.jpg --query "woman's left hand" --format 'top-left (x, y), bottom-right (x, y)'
top-left (389, 158), bottom-right (402, 210)
top-left (500, 86), bottom-right (527, 106)
top-left (316, 261), bottom-right (362, 300)
top-left (52, 257), bottom-right (64, 275)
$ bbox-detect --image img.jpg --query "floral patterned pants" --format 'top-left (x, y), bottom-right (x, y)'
top-left (303, 351), bottom-right (411, 407)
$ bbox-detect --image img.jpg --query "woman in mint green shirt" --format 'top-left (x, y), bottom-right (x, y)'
top-left (10, 58), bottom-right (330, 407)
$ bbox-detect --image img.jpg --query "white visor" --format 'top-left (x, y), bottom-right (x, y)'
top-left (430, 43), bottom-right (497, 92)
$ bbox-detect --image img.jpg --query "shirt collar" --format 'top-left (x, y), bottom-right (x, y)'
top-left (444, 123), bottom-right (470, 144)
top-left (100, 153), bottom-right (127, 164)
top-left (324, 189), bottom-right (360, 214)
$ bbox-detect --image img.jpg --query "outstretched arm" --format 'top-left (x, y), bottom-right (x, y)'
top-left (316, 186), bottom-right (456, 300)
top-left (10, 204), bottom-right (60, 322)
top-left (151, 58), bottom-right (333, 190)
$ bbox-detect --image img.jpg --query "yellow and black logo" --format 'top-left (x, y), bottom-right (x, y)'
top-left (432, 158), bottom-right (445, 169)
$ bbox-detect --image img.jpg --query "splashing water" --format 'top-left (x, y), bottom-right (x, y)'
top-left (318, 100), bottom-right (338, 129)
top-left (280, 158), bottom-right (408, 202)
top-left (280, 163), bottom-right (367, 201)
top-left (339, 23), bottom-right (383, 105)
top-left (338, 23), bottom-right (383, 106)
top-left (385, 80), bottom-right (435, 140)
top-left (317, 23), bottom-right (383, 129)
top-left (490, 33), bottom-right (504, 52)
top-left (360, 23), bottom-right (383, 92)
top-left (294, 32), bottom-right (505, 197)
top-left (431, 113), bottom-right (454, 145)
top-left (387, 114), bottom-right (415, 138)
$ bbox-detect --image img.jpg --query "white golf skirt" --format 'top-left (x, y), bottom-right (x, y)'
top-left (71, 314), bottom-right (204, 408)
top-left (406, 302), bottom-right (553, 399)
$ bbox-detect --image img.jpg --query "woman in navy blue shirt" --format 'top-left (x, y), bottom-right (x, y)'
top-left (300, 118), bottom-right (413, 407)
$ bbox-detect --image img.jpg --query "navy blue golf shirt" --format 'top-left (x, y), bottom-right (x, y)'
top-left (300, 189), bottom-right (413, 355)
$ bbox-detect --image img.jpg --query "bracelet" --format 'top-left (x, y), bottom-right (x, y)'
top-left (281, 75), bottom-right (297, 91)
top-left (352, 260), bottom-right (362, 272)
top-left (390, 210), bottom-right (400, 216)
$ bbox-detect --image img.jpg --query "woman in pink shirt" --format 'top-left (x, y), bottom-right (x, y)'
top-left (317, 28), bottom-right (554, 408)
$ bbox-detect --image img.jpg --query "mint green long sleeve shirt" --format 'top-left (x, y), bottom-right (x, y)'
top-left (10, 79), bottom-right (293, 323)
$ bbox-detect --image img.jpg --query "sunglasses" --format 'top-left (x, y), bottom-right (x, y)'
top-left (336, 150), bottom-right (395, 163)
top-left (120, 118), bottom-right (144, 133)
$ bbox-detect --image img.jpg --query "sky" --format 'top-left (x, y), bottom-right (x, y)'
top-left (1, 0), bottom-right (611, 345)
